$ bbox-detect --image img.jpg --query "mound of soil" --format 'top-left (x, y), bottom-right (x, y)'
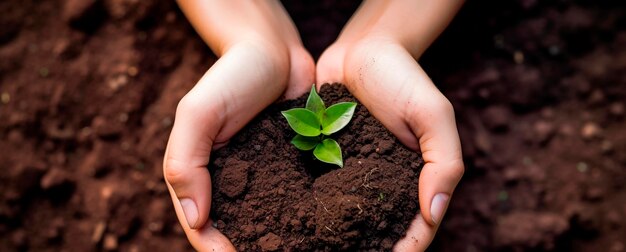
top-left (209, 84), bottom-right (423, 251)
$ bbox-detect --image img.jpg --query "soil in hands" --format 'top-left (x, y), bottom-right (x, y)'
top-left (209, 84), bottom-right (424, 251)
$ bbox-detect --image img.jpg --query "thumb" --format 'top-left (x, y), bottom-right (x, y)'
top-left (409, 97), bottom-right (464, 226)
top-left (163, 94), bottom-right (222, 229)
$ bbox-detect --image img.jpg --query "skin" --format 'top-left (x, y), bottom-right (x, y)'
top-left (317, 1), bottom-right (465, 250)
top-left (165, 1), bottom-right (313, 251)
top-left (165, 0), bottom-right (464, 251)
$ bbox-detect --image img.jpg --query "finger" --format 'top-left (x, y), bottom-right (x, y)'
top-left (168, 182), bottom-right (236, 252)
top-left (164, 42), bottom-right (288, 243)
top-left (316, 43), bottom-right (348, 85)
top-left (283, 47), bottom-right (315, 100)
top-left (393, 213), bottom-right (437, 252)
top-left (164, 98), bottom-right (218, 230)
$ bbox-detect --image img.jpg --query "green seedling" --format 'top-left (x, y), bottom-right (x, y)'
top-left (281, 85), bottom-right (357, 167)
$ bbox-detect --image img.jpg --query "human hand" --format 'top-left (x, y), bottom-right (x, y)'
top-left (316, 1), bottom-right (464, 249)
top-left (165, 1), bottom-right (314, 251)
top-left (317, 37), bottom-right (464, 251)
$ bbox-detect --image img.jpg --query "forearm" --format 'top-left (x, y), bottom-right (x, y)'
top-left (339, 0), bottom-right (464, 58)
top-left (176, 0), bottom-right (299, 56)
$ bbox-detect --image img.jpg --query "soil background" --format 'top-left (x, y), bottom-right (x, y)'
top-left (1, 0), bottom-right (625, 251)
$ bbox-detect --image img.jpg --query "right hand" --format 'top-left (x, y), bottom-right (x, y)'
top-left (317, 38), bottom-right (463, 251)
top-left (316, 0), bottom-right (465, 250)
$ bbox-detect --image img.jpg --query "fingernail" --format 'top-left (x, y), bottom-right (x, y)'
top-left (430, 193), bottom-right (449, 225)
top-left (180, 198), bottom-right (198, 228)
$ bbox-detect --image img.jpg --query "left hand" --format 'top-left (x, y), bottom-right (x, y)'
top-left (168, 1), bottom-right (315, 251)
top-left (317, 37), bottom-right (464, 251)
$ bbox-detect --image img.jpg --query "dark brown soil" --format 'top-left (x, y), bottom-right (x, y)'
top-left (210, 84), bottom-right (422, 251)
top-left (1, 0), bottom-right (626, 251)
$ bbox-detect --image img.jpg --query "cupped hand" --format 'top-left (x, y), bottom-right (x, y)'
top-left (165, 2), bottom-right (314, 251)
top-left (164, 41), bottom-right (313, 251)
top-left (317, 38), bottom-right (464, 251)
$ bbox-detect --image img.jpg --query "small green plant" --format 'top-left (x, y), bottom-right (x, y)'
top-left (281, 85), bottom-right (357, 167)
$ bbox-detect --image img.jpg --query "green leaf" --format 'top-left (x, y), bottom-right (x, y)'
top-left (305, 85), bottom-right (325, 119)
top-left (321, 102), bottom-right (357, 135)
top-left (313, 138), bottom-right (343, 167)
top-left (281, 108), bottom-right (321, 137)
top-left (291, 135), bottom-right (319, 151)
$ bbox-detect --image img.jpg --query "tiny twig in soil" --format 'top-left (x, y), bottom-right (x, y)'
top-left (357, 203), bottom-right (363, 214)
top-left (298, 236), bottom-right (305, 244)
top-left (314, 196), bottom-right (331, 213)
top-left (325, 226), bottom-right (336, 235)
top-left (362, 167), bottom-right (379, 189)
